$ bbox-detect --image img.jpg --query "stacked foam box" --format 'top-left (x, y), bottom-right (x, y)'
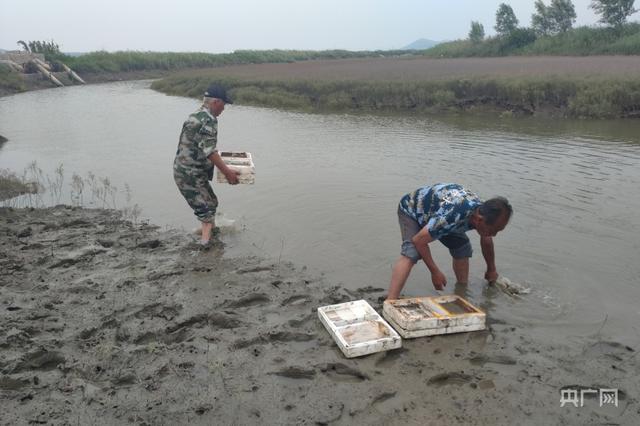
top-left (382, 295), bottom-right (486, 338)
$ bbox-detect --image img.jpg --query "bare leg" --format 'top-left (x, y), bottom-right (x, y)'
top-left (452, 257), bottom-right (469, 285)
top-left (387, 256), bottom-right (415, 300)
top-left (200, 220), bottom-right (215, 244)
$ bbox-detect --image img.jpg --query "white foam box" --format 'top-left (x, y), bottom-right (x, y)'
top-left (216, 151), bottom-right (255, 184)
top-left (383, 295), bottom-right (485, 338)
top-left (317, 300), bottom-right (402, 358)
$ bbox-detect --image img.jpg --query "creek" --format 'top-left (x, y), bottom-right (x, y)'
top-left (1, 80), bottom-right (639, 344)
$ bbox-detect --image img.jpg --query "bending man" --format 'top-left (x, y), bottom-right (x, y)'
top-left (387, 183), bottom-right (512, 300)
top-left (173, 84), bottom-right (239, 246)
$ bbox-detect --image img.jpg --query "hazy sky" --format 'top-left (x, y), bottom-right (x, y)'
top-left (0, 0), bottom-right (634, 53)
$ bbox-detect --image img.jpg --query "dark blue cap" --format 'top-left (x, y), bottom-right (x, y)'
top-left (204, 84), bottom-right (233, 104)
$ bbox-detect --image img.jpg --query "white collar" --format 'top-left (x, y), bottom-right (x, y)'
top-left (201, 106), bottom-right (215, 120)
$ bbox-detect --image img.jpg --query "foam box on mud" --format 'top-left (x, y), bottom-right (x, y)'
top-left (383, 295), bottom-right (485, 338)
top-left (318, 300), bottom-right (402, 358)
top-left (216, 151), bottom-right (255, 184)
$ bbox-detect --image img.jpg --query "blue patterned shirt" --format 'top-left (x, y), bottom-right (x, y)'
top-left (399, 183), bottom-right (483, 239)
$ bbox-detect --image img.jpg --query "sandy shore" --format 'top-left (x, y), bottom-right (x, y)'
top-left (1, 206), bottom-right (637, 425)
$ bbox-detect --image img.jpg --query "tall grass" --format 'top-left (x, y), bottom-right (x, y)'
top-left (522, 23), bottom-right (640, 55)
top-left (424, 23), bottom-right (640, 57)
top-left (46, 49), bottom-right (416, 74)
top-left (0, 162), bottom-right (142, 223)
top-left (423, 39), bottom-right (504, 57)
top-left (152, 73), bottom-right (640, 119)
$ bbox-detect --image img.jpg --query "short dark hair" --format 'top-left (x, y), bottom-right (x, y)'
top-left (478, 197), bottom-right (513, 225)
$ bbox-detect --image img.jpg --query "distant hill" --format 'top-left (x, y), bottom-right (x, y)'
top-left (402, 38), bottom-right (440, 50)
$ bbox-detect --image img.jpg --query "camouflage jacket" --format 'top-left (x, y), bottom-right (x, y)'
top-left (173, 107), bottom-right (218, 176)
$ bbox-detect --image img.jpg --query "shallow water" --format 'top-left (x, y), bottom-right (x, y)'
top-left (1, 80), bottom-right (639, 343)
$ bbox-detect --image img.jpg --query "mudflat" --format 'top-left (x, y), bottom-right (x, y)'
top-left (176, 55), bottom-right (640, 81)
top-left (1, 206), bottom-right (637, 424)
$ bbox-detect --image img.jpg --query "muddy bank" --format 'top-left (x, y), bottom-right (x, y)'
top-left (0, 70), bottom-right (170, 98)
top-left (149, 56), bottom-right (640, 119)
top-left (5, 56), bottom-right (640, 119)
top-left (1, 206), bottom-right (637, 425)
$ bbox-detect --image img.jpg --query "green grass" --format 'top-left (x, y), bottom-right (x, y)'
top-left (45, 49), bottom-right (417, 74)
top-left (424, 23), bottom-right (640, 57)
top-left (152, 74), bottom-right (640, 119)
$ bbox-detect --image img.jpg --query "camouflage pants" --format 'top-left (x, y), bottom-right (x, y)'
top-left (173, 168), bottom-right (218, 223)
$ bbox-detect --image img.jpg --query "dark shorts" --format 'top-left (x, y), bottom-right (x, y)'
top-left (398, 207), bottom-right (472, 263)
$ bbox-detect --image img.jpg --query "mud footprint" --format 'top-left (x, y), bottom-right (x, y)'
top-left (287, 313), bottom-right (314, 327)
top-left (208, 313), bottom-right (243, 329)
top-left (134, 303), bottom-right (182, 321)
top-left (133, 328), bottom-right (193, 345)
top-left (469, 354), bottom-right (517, 366)
top-left (267, 331), bottom-right (315, 343)
top-left (372, 391), bottom-right (397, 405)
top-left (223, 293), bottom-right (271, 308)
top-left (344, 286), bottom-right (386, 298)
top-left (317, 363), bottom-right (369, 382)
top-left (0, 376), bottom-right (30, 390)
top-left (236, 266), bottom-right (273, 274)
top-left (268, 366), bottom-right (316, 379)
top-left (427, 371), bottom-right (475, 386)
top-left (583, 340), bottom-right (635, 362)
top-left (165, 314), bottom-right (209, 332)
top-left (12, 350), bottom-right (65, 373)
top-left (375, 347), bottom-right (409, 367)
top-left (165, 313), bottom-right (242, 334)
top-left (232, 336), bottom-right (266, 350)
top-left (281, 294), bottom-right (312, 307)
top-left (232, 331), bottom-right (315, 349)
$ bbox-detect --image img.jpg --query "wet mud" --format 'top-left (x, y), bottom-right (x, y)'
top-left (1, 206), bottom-right (638, 425)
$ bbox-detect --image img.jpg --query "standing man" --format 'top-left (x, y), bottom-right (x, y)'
top-left (387, 183), bottom-right (512, 300)
top-left (173, 84), bottom-right (240, 246)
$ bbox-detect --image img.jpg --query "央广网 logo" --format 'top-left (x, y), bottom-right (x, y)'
top-left (560, 387), bottom-right (618, 408)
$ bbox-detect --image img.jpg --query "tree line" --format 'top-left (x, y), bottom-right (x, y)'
top-left (469, 0), bottom-right (636, 42)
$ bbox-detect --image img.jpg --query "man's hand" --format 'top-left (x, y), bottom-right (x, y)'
top-left (412, 227), bottom-right (446, 290)
top-left (225, 169), bottom-right (240, 185)
top-left (485, 269), bottom-right (499, 283)
top-left (209, 152), bottom-right (241, 185)
top-left (431, 270), bottom-right (447, 290)
top-left (480, 236), bottom-right (498, 282)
